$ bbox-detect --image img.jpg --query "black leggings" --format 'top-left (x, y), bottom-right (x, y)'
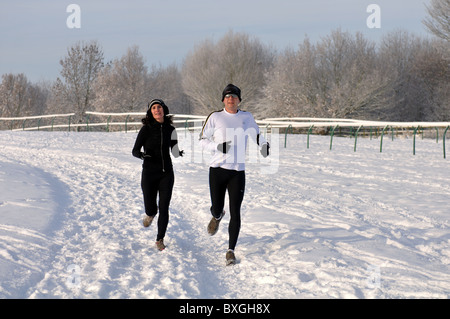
top-left (209, 167), bottom-right (245, 250)
top-left (141, 168), bottom-right (174, 241)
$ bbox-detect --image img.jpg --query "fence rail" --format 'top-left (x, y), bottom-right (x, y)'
top-left (1, 112), bottom-right (449, 158)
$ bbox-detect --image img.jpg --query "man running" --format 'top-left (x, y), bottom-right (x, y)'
top-left (199, 84), bottom-right (270, 265)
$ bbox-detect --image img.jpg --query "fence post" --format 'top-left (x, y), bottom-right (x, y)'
top-left (37, 118), bottom-right (42, 131)
top-left (413, 126), bottom-right (420, 155)
top-left (107, 115), bottom-right (111, 132)
top-left (443, 126), bottom-right (449, 159)
top-left (330, 125), bottom-right (339, 150)
top-left (354, 125), bottom-right (363, 152)
top-left (22, 119), bottom-right (26, 131)
top-left (68, 115), bottom-right (72, 131)
top-left (380, 125), bottom-right (388, 153)
top-left (307, 125), bottom-right (314, 149)
top-left (284, 124), bottom-right (292, 148)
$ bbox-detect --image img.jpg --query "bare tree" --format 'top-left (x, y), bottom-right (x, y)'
top-left (264, 30), bottom-right (384, 119)
top-left (49, 40), bottom-right (104, 123)
top-left (263, 38), bottom-right (319, 117)
top-left (93, 45), bottom-right (148, 112)
top-left (182, 30), bottom-right (275, 115)
top-left (92, 46), bottom-right (191, 116)
top-left (182, 38), bottom-right (219, 114)
top-left (0, 73), bottom-right (48, 118)
top-left (376, 31), bottom-right (429, 121)
top-left (0, 73), bottom-right (28, 117)
top-left (423, 0), bottom-right (450, 41)
top-left (411, 39), bottom-right (450, 121)
top-left (147, 63), bottom-right (190, 114)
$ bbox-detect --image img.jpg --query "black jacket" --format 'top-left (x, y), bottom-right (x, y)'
top-left (132, 121), bottom-right (181, 172)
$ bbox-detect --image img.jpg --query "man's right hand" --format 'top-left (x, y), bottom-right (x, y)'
top-left (217, 141), bottom-right (231, 154)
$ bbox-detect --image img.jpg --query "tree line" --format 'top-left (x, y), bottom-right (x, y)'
top-left (1, 5), bottom-right (449, 122)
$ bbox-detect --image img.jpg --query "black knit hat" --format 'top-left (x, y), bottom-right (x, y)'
top-left (221, 84), bottom-right (241, 102)
top-left (147, 99), bottom-right (169, 116)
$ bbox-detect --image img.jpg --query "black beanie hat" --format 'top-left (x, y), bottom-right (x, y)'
top-left (221, 84), bottom-right (241, 102)
top-left (147, 99), bottom-right (169, 117)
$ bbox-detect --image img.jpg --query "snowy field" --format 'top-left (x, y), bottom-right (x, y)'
top-left (0, 129), bottom-right (449, 299)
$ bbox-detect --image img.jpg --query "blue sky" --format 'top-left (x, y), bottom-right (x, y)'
top-left (0, 0), bottom-right (431, 82)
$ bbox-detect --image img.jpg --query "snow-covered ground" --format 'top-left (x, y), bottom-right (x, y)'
top-left (0, 129), bottom-right (448, 299)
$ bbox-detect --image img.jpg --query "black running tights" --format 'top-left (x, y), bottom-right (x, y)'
top-left (141, 168), bottom-right (174, 241)
top-left (209, 167), bottom-right (245, 250)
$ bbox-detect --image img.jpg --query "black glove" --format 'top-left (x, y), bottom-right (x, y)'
top-left (141, 152), bottom-right (151, 160)
top-left (217, 141), bottom-right (231, 154)
top-left (260, 143), bottom-right (270, 158)
top-left (179, 150), bottom-right (184, 157)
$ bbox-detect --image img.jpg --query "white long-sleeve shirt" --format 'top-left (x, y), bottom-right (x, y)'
top-left (199, 108), bottom-right (267, 171)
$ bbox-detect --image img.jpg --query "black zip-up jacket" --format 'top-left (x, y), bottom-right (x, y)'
top-left (132, 121), bottom-right (181, 172)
